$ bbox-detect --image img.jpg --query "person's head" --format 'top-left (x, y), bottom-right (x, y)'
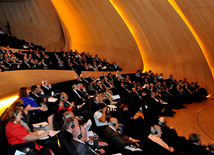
top-left (158, 117), bottom-right (167, 126)
top-left (132, 87), bottom-right (137, 93)
top-left (208, 141), bottom-right (214, 152)
top-left (60, 92), bottom-right (68, 101)
top-left (65, 117), bottom-right (79, 132)
top-left (18, 87), bottom-right (29, 98)
top-left (189, 133), bottom-right (201, 145)
top-left (13, 108), bottom-right (23, 124)
top-left (63, 111), bottom-right (74, 122)
top-left (72, 125), bottom-right (87, 142)
top-left (6, 108), bottom-right (23, 123)
top-left (58, 100), bottom-right (64, 108)
top-left (41, 79), bottom-right (48, 86)
top-left (109, 117), bottom-right (119, 130)
top-left (151, 91), bottom-right (155, 97)
top-left (72, 84), bottom-right (77, 90)
top-left (150, 125), bottom-right (162, 137)
top-left (31, 85), bottom-right (38, 94)
top-left (77, 83), bottom-right (83, 89)
top-left (97, 103), bottom-right (106, 112)
top-left (9, 98), bottom-right (24, 111)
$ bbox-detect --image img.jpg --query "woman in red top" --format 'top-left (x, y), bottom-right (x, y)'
top-left (57, 100), bottom-right (74, 114)
top-left (5, 108), bottom-right (49, 153)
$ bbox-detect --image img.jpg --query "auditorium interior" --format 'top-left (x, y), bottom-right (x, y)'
top-left (0, 0), bottom-right (214, 154)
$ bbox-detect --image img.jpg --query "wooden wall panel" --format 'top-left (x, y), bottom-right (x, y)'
top-left (0, 0), bottom-right (69, 51)
top-left (110, 0), bottom-right (213, 94)
top-left (51, 0), bottom-right (143, 72)
top-left (0, 70), bottom-right (77, 99)
top-left (176, 0), bottom-right (214, 69)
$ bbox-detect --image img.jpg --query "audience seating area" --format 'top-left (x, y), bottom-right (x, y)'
top-left (0, 36), bottom-right (211, 154)
top-left (0, 46), bottom-right (122, 74)
top-left (0, 34), bottom-right (45, 51)
top-left (0, 69), bottom-right (210, 154)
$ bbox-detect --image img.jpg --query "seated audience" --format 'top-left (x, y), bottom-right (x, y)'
top-left (18, 87), bottom-right (54, 128)
top-left (71, 125), bottom-right (105, 155)
top-left (208, 141), bottom-right (214, 154)
top-left (148, 125), bottom-right (174, 152)
top-left (4, 107), bottom-right (51, 154)
top-left (93, 104), bottom-right (109, 128)
top-left (187, 133), bottom-right (210, 154)
top-left (105, 117), bottom-right (140, 147)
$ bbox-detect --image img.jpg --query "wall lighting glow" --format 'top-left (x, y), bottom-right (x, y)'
top-left (168, 0), bottom-right (213, 78)
top-left (109, 0), bottom-right (150, 72)
top-left (0, 95), bottom-right (18, 116)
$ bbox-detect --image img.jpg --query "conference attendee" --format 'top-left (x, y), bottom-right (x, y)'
top-left (80, 73), bottom-right (89, 87)
top-left (88, 73), bottom-right (95, 82)
top-left (29, 85), bottom-right (44, 105)
top-left (148, 125), bottom-right (174, 152)
top-left (93, 103), bottom-right (109, 128)
top-left (105, 117), bottom-right (140, 147)
top-left (187, 133), bottom-right (210, 154)
top-left (5, 107), bottom-right (51, 154)
top-left (77, 83), bottom-right (90, 100)
top-left (18, 87), bottom-right (54, 128)
top-left (63, 117), bottom-right (79, 140)
top-left (87, 81), bottom-right (97, 95)
top-left (60, 92), bottom-right (74, 109)
top-left (71, 125), bottom-right (105, 154)
top-left (158, 117), bottom-right (178, 147)
top-left (21, 57), bottom-right (31, 69)
top-left (41, 79), bottom-right (56, 97)
top-left (57, 100), bottom-right (74, 114)
top-left (69, 84), bottom-right (85, 104)
top-left (61, 111), bottom-right (75, 131)
top-left (208, 141), bottom-right (214, 154)
top-left (1, 99), bottom-right (30, 131)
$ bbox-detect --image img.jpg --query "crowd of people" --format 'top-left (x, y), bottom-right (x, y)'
top-left (0, 46), bottom-right (122, 74)
top-left (0, 69), bottom-right (213, 154)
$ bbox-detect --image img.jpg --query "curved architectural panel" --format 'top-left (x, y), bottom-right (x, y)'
top-left (0, 70), bottom-right (77, 99)
top-left (110, 0), bottom-right (213, 93)
top-left (51, 0), bottom-right (143, 72)
top-left (0, 0), bottom-right (27, 2)
top-left (0, 0), bottom-right (67, 51)
top-left (174, 0), bottom-right (214, 89)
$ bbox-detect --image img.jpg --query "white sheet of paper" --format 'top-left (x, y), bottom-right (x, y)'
top-left (84, 119), bottom-right (92, 132)
top-left (48, 97), bottom-right (58, 102)
top-left (38, 130), bottom-right (60, 140)
top-left (112, 95), bottom-right (120, 100)
top-left (32, 122), bottom-right (48, 128)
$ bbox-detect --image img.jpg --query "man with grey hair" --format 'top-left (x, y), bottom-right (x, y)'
top-left (105, 117), bottom-right (140, 147)
top-left (208, 141), bottom-right (214, 153)
top-left (148, 125), bottom-right (174, 152)
top-left (187, 133), bottom-right (209, 154)
top-left (71, 126), bottom-right (105, 154)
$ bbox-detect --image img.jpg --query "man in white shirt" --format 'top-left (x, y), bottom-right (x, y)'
top-left (93, 104), bottom-right (109, 128)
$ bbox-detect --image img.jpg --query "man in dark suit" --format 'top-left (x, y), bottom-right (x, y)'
top-left (29, 85), bottom-right (44, 105)
top-left (41, 79), bottom-right (55, 97)
top-left (68, 84), bottom-right (85, 105)
top-left (71, 125), bottom-right (105, 155)
top-left (186, 133), bottom-right (210, 155)
top-left (105, 117), bottom-right (140, 147)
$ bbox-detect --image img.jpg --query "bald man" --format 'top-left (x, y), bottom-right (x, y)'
top-left (105, 117), bottom-right (140, 147)
top-left (71, 126), bottom-right (105, 155)
top-left (63, 117), bottom-right (79, 141)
